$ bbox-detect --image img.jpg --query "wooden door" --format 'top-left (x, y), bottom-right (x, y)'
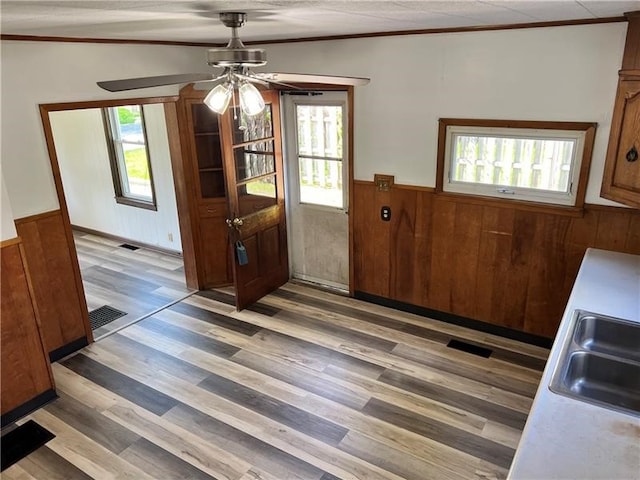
top-left (220, 90), bottom-right (289, 310)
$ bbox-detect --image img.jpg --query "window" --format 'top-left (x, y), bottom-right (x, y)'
top-left (438, 119), bottom-right (596, 207)
top-left (295, 104), bottom-right (346, 209)
top-left (104, 105), bottom-right (156, 209)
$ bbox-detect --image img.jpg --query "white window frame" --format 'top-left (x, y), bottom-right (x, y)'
top-left (104, 105), bottom-right (157, 210)
top-left (289, 97), bottom-right (348, 212)
top-left (442, 125), bottom-right (587, 206)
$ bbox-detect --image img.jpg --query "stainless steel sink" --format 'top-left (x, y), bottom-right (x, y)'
top-left (550, 310), bottom-right (640, 416)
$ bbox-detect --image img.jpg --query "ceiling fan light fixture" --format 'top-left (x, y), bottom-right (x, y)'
top-left (238, 82), bottom-right (265, 116)
top-left (204, 83), bottom-right (233, 114)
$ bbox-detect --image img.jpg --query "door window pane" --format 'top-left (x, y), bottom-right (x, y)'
top-left (232, 104), bottom-right (273, 144)
top-left (238, 175), bottom-right (277, 216)
top-left (234, 141), bottom-right (275, 181)
top-left (295, 105), bottom-right (344, 208)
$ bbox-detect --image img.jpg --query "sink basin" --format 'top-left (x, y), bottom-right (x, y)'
top-left (552, 352), bottom-right (640, 415)
top-left (549, 310), bottom-right (640, 416)
top-left (574, 314), bottom-right (640, 363)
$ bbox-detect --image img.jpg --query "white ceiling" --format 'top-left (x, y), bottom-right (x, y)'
top-left (1, 1), bottom-right (639, 43)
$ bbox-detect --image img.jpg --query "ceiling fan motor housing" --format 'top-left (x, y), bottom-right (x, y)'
top-left (207, 48), bottom-right (267, 68)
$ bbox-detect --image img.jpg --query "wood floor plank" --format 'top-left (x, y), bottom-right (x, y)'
top-left (391, 343), bottom-right (539, 397)
top-left (378, 369), bottom-right (528, 430)
top-left (231, 349), bottom-right (371, 410)
top-left (28, 409), bottom-right (157, 480)
top-left (104, 403), bottom-right (250, 480)
top-left (2, 446), bottom-right (93, 480)
top-left (362, 398), bottom-right (515, 469)
top-left (61, 353), bottom-right (180, 416)
top-left (119, 438), bottom-right (218, 480)
top-left (1, 464), bottom-right (39, 480)
top-left (168, 301), bottom-right (262, 336)
top-left (163, 404), bottom-right (327, 480)
top-left (43, 392), bottom-right (140, 455)
top-left (136, 316), bottom-right (241, 357)
top-left (197, 372), bottom-right (349, 447)
top-left (102, 333), bottom-right (212, 384)
top-left (338, 430), bottom-right (469, 480)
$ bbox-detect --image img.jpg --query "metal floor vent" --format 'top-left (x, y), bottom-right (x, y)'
top-left (447, 339), bottom-right (492, 358)
top-left (119, 243), bottom-right (139, 251)
top-left (89, 305), bottom-right (127, 330)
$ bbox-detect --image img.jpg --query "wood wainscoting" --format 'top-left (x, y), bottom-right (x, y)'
top-left (1, 237), bottom-right (56, 425)
top-left (353, 181), bottom-right (640, 338)
top-left (15, 210), bottom-right (92, 360)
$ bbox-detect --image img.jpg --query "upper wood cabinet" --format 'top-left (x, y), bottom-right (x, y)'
top-left (601, 12), bottom-right (640, 208)
top-left (172, 85), bottom-right (233, 289)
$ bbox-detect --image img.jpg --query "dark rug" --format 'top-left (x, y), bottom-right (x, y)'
top-left (89, 305), bottom-right (127, 330)
top-left (1, 420), bottom-right (55, 471)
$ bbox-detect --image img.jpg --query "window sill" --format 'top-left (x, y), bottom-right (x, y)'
top-left (434, 191), bottom-right (585, 218)
top-left (115, 196), bottom-right (157, 211)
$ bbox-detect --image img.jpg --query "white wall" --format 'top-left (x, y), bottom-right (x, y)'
top-left (0, 40), bottom-right (208, 219)
top-left (1, 173), bottom-right (17, 241)
top-left (51, 105), bottom-right (182, 251)
top-left (260, 22), bottom-right (628, 205)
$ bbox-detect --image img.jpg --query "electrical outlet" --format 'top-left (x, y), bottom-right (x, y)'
top-left (168, 233), bottom-right (173, 242)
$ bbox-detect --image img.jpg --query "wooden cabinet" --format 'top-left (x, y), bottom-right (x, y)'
top-left (601, 12), bottom-right (640, 208)
top-left (1, 238), bottom-right (56, 426)
top-left (174, 85), bottom-right (233, 289)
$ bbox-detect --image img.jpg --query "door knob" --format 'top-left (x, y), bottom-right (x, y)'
top-left (226, 217), bottom-right (244, 228)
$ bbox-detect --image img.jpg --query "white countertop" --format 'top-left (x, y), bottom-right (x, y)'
top-left (508, 248), bottom-right (640, 480)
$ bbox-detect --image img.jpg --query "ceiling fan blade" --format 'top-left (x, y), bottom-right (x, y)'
top-left (238, 72), bottom-right (301, 90)
top-left (255, 72), bottom-right (370, 87)
top-left (97, 73), bottom-right (218, 92)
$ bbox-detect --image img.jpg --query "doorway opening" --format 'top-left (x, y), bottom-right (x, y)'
top-left (281, 90), bottom-right (350, 292)
top-left (44, 100), bottom-right (193, 340)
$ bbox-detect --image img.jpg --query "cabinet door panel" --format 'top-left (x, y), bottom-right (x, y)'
top-left (612, 81), bottom-right (640, 193)
top-left (199, 215), bottom-right (233, 287)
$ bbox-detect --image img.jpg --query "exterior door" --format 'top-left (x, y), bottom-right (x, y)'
top-left (282, 91), bottom-right (349, 291)
top-left (220, 90), bottom-right (289, 310)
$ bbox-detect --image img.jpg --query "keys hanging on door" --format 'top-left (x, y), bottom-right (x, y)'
top-left (226, 216), bottom-right (249, 266)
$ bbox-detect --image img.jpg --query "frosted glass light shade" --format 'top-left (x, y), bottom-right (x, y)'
top-left (239, 82), bottom-right (265, 116)
top-left (204, 83), bottom-right (233, 114)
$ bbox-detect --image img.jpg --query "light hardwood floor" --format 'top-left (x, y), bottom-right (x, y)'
top-left (73, 230), bottom-right (194, 338)
top-left (4, 283), bottom-right (549, 480)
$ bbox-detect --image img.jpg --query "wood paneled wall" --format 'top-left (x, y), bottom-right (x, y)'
top-left (1, 238), bottom-right (55, 423)
top-left (353, 181), bottom-right (640, 338)
top-left (15, 210), bottom-right (92, 359)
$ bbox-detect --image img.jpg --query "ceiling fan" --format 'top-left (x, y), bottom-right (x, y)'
top-left (97, 12), bottom-right (370, 115)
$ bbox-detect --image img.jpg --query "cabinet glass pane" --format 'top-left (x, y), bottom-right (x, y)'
top-left (238, 174), bottom-right (277, 216)
top-left (200, 171), bottom-right (226, 198)
top-left (232, 104), bottom-right (273, 144)
top-left (195, 134), bottom-right (222, 169)
top-left (234, 141), bottom-right (275, 181)
top-left (192, 104), bottom-right (219, 134)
